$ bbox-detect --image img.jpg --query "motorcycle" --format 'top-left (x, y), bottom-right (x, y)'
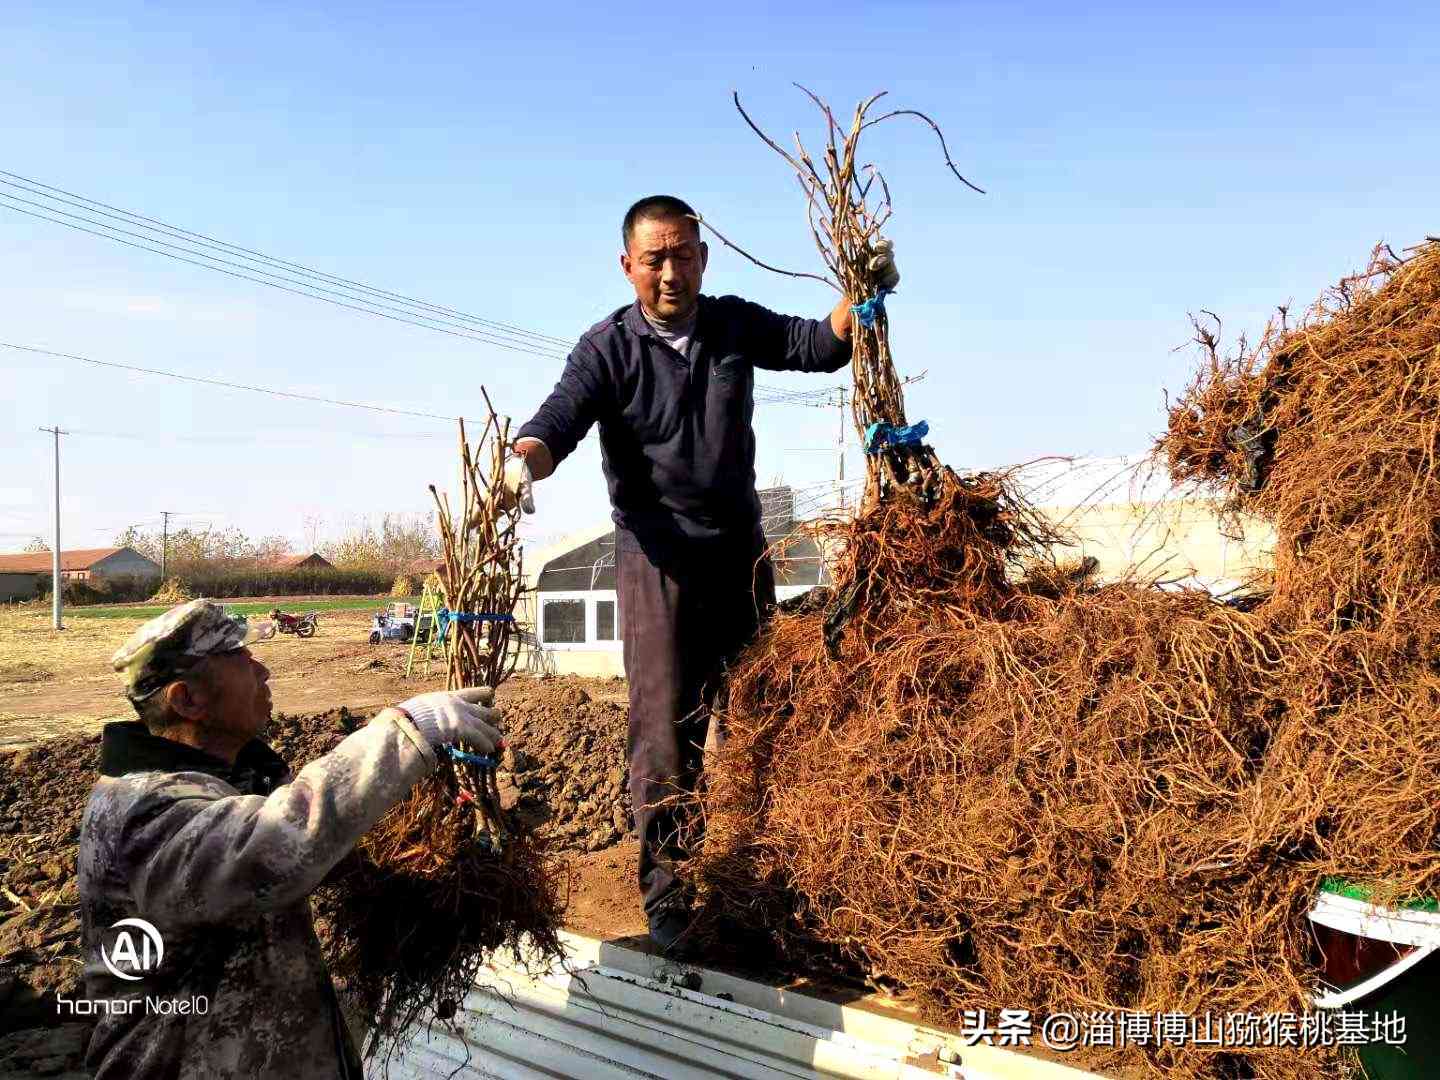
top-left (270, 608), bottom-right (318, 638)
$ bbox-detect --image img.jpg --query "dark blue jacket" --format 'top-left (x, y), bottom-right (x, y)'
top-left (517, 295), bottom-right (850, 556)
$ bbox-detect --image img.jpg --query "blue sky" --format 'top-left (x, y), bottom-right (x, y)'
top-left (3, 2), bottom-right (1437, 554)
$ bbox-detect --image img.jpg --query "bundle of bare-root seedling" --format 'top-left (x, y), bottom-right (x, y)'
top-left (320, 394), bottom-right (565, 1062)
top-left (687, 92), bottom-right (1440, 1079)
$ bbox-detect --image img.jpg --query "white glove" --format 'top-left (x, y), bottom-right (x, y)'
top-left (868, 238), bottom-right (900, 291)
top-left (398, 686), bottom-right (504, 754)
top-left (501, 456), bottom-right (535, 515)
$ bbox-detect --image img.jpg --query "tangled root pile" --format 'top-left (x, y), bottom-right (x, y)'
top-left (692, 240), bottom-right (1440, 1078)
top-left (319, 773), bottom-right (566, 1062)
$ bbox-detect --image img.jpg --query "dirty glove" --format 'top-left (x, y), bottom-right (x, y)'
top-left (398, 687), bottom-right (504, 754)
top-left (498, 456), bottom-right (535, 516)
top-left (868, 238), bottom-right (900, 291)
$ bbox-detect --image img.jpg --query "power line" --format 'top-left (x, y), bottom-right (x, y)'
top-left (0, 169), bottom-right (575, 350)
top-left (87, 519), bottom-right (165, 535)
top-left (64, 425), bottom-right (445, 445)
top-left (753, 383), bottom-right (834, 399)
top-left (0, 193), bottom-right (568, 361)
top-left (5, 341), bottom-right (844, 426)
top-left (753, 386), bottom-right (838, 406)
top-left (1, 170), bottom-right (851, 404)
top-left (2, 342), bottom-right (465, 422)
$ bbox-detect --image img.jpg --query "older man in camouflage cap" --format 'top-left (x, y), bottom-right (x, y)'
top-left (78, 600), bottom-right (508, 1079)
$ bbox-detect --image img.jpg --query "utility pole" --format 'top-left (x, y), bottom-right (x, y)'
top-left (161, 511), bottom-right (171, 580)
top-left (38, 426), bottom-right (68, 630)
top-left (836, 387), bottom-right (848, 511)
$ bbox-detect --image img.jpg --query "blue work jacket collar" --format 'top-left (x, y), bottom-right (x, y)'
top-left (621, 297), bottom-right (711, 344)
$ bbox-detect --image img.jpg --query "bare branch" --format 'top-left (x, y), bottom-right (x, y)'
top-left (794, 82), bottom-right (844, 145)
top-left (861, 108), bottom-right (986, 193)
top-left (691, 213), bottom-right (840, 291)
top-left (733, 91), bottom-right (812, 179)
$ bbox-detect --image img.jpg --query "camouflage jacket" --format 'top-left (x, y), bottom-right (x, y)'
top-left (77, 711), bottom-right (436, 1079)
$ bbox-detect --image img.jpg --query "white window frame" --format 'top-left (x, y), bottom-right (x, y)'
top-left (594, 595), bottom-right (619, 643)
top-left (537, 590), bottom-right (622, 651)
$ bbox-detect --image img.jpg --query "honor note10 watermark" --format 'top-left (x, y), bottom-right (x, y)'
top-left (57, 917), bottom-right (209, 1017)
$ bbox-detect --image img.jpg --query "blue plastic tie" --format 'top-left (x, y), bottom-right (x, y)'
top-left (434, 609), bottom-right (515, 642)
top-left (850, 289), bottom-right (892, 328)
top-left (435, 608), bottom-right (515, 625)
top-left (445, 745), bottom-right (499, 770)
top-left (864, 419), bottom-right (930, 455)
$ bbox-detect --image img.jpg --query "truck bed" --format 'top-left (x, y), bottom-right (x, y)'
top-left (387, 929), bottom-right (1108, 1080)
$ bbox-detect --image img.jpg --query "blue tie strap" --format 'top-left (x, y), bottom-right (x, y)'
top-left (850, 289), bottom-right (892, 328)
top-left (445, 745), bottom-right (499, 770)
top-left (434, 608), bottom-right (516, 641)
top-left (864, 419), bottom-right (930, 454)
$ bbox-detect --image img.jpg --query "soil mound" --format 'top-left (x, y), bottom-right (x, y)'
top-left (269, 690), bottom-right (631, 853)
top-left (0, 735), bottom-right (97, 1017)
top-left (267, 707), bottom-right (359, 764)
top-left (500, 681), bottom-right (631, 852)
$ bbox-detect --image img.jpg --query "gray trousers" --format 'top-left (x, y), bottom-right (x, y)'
top-left (618, 536), bottom-right (775, 918)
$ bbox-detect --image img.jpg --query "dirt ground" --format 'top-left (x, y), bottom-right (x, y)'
top-left (0, 604), bottom-right (630, 750)
top-left (565, 841), bottom-right (646, 941)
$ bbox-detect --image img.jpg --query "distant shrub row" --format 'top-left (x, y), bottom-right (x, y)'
top-left (32, 567), bottom-right (393, 605)
top-left (31, 575), bottom-right (156, 605)
top-left (178, 566), bottom-right (392, 598)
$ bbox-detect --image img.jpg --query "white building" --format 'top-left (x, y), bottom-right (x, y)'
top-left (517, 488), bottom-right (827, 677)
top-left (1013, 456), bottom-right (1274, 593)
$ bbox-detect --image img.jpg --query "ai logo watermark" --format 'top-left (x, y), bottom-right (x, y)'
top-left (60, 917), bottom-right (202, 1018)
top-left (102, 918), bottom-right (164, 981)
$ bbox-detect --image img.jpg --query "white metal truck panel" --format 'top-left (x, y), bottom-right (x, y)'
top-left (385, 931), bottom-right (1106, 1080)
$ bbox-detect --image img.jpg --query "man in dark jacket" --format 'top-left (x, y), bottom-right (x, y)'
top-left (505, 195), bottom-right (897, 950)
top-left (78, 599), bottom-right (505, 1078)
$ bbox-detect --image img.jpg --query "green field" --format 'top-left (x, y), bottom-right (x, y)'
top-left (65, 597), bottom-right (413, 620)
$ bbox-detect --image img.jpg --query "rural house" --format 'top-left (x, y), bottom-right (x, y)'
top-left (0, 547), bottom-right (162, 602)
top-left (267, 552), bottom-right (335, 571)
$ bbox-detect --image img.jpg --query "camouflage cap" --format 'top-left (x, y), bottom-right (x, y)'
top-left (111, 599), bottom-right (276, 702)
